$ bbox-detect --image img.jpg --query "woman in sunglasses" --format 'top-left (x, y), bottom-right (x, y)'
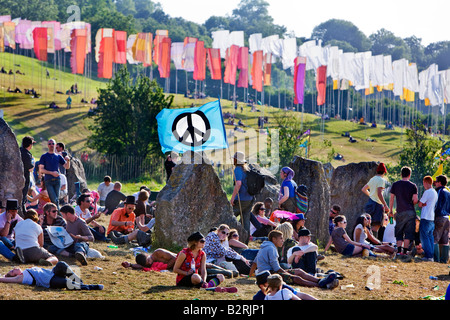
top-left (174, 231), bottom-right (235, 291)
top-left (204, 224), bottom-right (251, 275)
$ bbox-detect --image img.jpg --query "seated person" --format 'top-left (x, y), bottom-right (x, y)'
top-left (286, 229), bottom-right (319, 275)
top-left (250, 202), bottom-right (278, 238)
top-left (103, 182), bottom-right (126, 215)
top-left (253, 270), bottom-right (317, 300)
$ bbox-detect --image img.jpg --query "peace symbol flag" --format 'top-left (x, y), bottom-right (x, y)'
top-left (156, 100), bottom-right (229, 154)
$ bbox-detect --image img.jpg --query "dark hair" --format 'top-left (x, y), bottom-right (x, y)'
top-left (135, 253), bottom-right (148, 267)
top-left (104, 176), bottom-right (112, 182)
top-left (22, 136), bottom-right (35, 149)
top-left (333, 215), bottom-right (346, 226)
top-left (43, 202), bottom-right (57, 214)
top-left (77, 193), bottom-right (91, 206)
top-left (56, 142), bottom-right (65, 149)
top-left (60, 204), bottom-right (75, 215)
top-left (436, 175), bottom-right (448, 186)
top-left (332, 205), bottom-right (341, 213)
top-left (351, 214), bottom-right (369, 241)
top-left (401, 166), bottom-right (411, 178)
top-left (251, 202), bottom-right (265, 215)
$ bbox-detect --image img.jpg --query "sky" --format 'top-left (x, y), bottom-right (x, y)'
top-left (158, 0), bottom-right (449, 46)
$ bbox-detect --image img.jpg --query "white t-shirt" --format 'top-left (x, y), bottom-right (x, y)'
top-left (419, 188), bottom-right (438, 221)
top-left (97, 182), bottom-right (114, 201)
top-left (14, 218), bottom-right (43, 249)
top-left (75, 205), bottom-right (92, 221)
top-left (353, 224), bottom-right (369, 244)
top-left (286, 243), bottom-right (318, 261)
top-left (264, 288), bottom-right (296, 300)
top-left (383, 220), bottom-right (396, 244)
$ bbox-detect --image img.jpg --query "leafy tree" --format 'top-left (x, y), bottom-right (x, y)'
top-left (87, 66), bottom-right (174, 158)
top-left (369, 28), bottom-right (411, 61)
top-left (395, 120), bottom-right (440, 192)
top-left (312, 19), bottom-right (371, 52)
top-left (0, 0), bottom-right (59, 21)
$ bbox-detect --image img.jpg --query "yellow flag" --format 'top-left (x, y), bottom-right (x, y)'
top-left (432, 163), bottom-right (444, 180)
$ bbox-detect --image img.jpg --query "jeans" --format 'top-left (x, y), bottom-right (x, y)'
top-left (0, 237), bottom-right (15, 260)
top-left (49, 241), bottom-right (89, 256)
top-left (420, 219), bottom-right (435, 259)
top-left (45, 178), bottom-right (61, 210)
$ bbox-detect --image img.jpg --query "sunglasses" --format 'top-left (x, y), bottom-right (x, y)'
top-left (48, 143), bottom-right (55, 145)
top-left (221, 231), bottom-right (229, 236)
top-left (199, 239), bottom-right (205, 243)
top-left (50, 210), bottom-right (58, 213)
top-left (259, 208), bottom-right (265, 211)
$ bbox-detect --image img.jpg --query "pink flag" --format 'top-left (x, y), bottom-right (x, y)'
top-left (316, 65), bottom-right (327, 106)
top-left (237, 47), bottom-right (249, 88)
top-left (294, 57), bottom-right (307, 105)
top-left (193, 40), bottom-right (206, 81)
top-left (224, 45), bottom-right (239, 85)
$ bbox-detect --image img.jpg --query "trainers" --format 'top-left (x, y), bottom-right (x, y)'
top-left (75, 252), bottom-right (88, 266)
top-left (14, 247), bottom-right (25, 264)
top-left (318, 272), bottom-right (337, 288)
top-left (214, 286), bottom-right (238, 293)
top-left (326, 278), bottom-right (339, 289)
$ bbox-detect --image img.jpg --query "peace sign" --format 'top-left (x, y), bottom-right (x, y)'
top-left (171, 110), bottom-right (211, 147)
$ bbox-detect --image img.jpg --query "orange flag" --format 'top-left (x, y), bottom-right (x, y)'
top-left (158, 37), bottom-right (171, 79)
top-left (193, 40), bottom-right (206, 81)
top-left (207, 48), bottom-right (221, 80)
top-left (252, 50), bottom-right (263, 92)
top-left (70, 28), bottom-right (87, 74)
top-left (263, 53), bottom-right (272, 86)
top-left (98, 29), bottom-right (114, 79)
top-left (153, 30), bottom-right (168, 66)
top-left (316, 65), bottom-right (327, 106)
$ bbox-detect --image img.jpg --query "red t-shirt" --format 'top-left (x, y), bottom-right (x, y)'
top-left (175, 247), bottom-right (205, 284)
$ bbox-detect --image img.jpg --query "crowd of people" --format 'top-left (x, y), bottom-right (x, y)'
top-left (1, 137), bottom-right (449, 300)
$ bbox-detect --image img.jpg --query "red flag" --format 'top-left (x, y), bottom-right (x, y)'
top-left (33, 27), bottom-right (48, 61)
top-left (316, 65), bottom-right (327, 106)
top-left (207, 48), bottom-right (222, 80)
top-left (114, 30), bottom-right (127, 64)
top-left (158, 37), bottom-right (171, 79)
top-left (193, 40), bottom-right (206, 81)
top-left (251, 50), bottom-right (263, 92)
top-left (70, 28), bottom-right (87, 74)
top-left (153, 30), bottom-right (168, 65)
top-left (224, 45), bottom-right (239, 85)
top-left (237, 47), bottom-right (249, 88)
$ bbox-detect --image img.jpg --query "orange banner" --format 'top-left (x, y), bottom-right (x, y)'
top-left (193, 40), bottom-right (206, 81)
top-left (158, 37), bottom-right (171, 78)
top-left (207, 48), bottom-right (221, 80)
top-left (251, 50), bottom-right (263, 92)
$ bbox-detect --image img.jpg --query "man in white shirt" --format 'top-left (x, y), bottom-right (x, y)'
top-left (287, 229), bottom-right (318, 275)
top-left (418, 175), bottom-right (438, 261)
top-left (97, 175), bottom-right (114, 206)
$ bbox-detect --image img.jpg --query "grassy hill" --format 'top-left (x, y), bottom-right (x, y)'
top-left (0, 51), bottom-right (420, 187)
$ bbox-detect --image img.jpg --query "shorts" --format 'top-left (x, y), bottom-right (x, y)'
top-left (341, 244), bottom-right (355, 256)
top-left (364, 198), bottom-right (384, 225)
top-left (395, 210), bottom-right (416, 241)
top-left (176, 274), bottom-right (219, 288)
top-left (23, 246), bottom-right (54, 263)
top-left (434, 216), bottom-right (450, 245)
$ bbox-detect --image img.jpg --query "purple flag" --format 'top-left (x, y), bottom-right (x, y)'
top-left (294, 57), bottom-right (307, 104)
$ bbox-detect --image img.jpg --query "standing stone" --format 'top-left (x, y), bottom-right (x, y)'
top-left (0, 118), bottom-right (25, 216)
top-left (65, 155), bottom-right (88, 200)
top-left (329, 161), bottom-right (378, 233)
top-left (251, 164), bottom-right (280, 209)
top-left (289, 156), bottom-right (330, 245)
top-left (155, 152), bottom-right (248, 248)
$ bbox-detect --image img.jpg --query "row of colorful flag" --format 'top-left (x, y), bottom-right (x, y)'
top-left (1, 15), bottom-right (449, 111)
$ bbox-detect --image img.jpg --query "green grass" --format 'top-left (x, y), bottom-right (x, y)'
top-left (2, 51), bottom-right (441, 190)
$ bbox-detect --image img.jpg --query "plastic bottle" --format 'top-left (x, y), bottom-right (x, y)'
top-left (430, 276), bottom-right (438, 280)
top-left (107, 245), bottom-right (118, 249)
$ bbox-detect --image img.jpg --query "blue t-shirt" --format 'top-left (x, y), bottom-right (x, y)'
top-left (234, 166), bottom-right (253, 201)
top-left (281, 180), bottom-right (297, 198)
top-left (39, 152), bottom-right (66, 181)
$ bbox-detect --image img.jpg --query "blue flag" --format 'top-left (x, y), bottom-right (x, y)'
top-left (156, 99), bottom-right (229, 154)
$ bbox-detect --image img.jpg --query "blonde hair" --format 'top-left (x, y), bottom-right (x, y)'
top-left (276, 222), bottom-right (293, 241)
top-left (267, 274), bottom-right (283, 293)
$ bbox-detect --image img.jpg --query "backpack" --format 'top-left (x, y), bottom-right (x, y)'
top-left (295, 184), bottom-right (308, 214)
top-left (246, 167), bottom-right (265, 196)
